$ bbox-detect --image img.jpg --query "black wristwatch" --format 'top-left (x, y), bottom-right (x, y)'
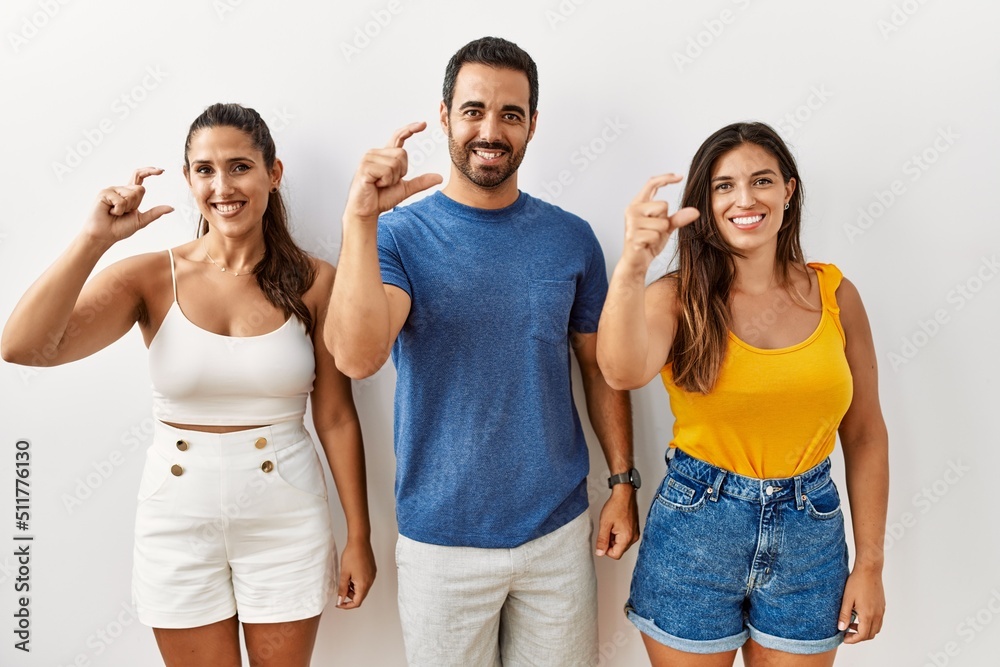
top-left (608, 467), bottom-right (641, 490)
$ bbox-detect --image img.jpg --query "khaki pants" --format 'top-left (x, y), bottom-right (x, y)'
top-left (395, 511), bottom-right (598, 667)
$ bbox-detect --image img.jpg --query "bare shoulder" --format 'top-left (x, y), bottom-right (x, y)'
top-left (107, 249), bottom-right (169, 272)
top-left (310, 256), bottom-right (336, 290)
top-left (835, 275), bottom-right (865, 314)
top-left (98, 250), bottom-right (171, 294)
top-left (649, 272), bottom-right (679, 293)
top-left (791, 262), bottom-right (821, 303)
top-left (834, 275), bottom-right (875, 341)
top-left (78, 250), bottom-right (174, 328)
top-left (304, 257), bottom-right (335, 311)
top-left (647, 273), bottom-right (681, 313)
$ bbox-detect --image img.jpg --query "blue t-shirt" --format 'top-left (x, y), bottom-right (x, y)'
top-left (377, 191), bottom-right (609, 548)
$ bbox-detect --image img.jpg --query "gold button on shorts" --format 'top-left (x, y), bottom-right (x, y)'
top-left (133, 421), bottom-right (335, 628)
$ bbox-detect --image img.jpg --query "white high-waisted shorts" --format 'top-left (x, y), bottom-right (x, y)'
top-left (132, 420), bottom-right (337, 628)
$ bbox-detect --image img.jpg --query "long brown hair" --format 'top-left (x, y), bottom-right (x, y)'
top-left (184, 103), bottom-right (317, 333)
top-left (671, 122), bottom-right (806, 393)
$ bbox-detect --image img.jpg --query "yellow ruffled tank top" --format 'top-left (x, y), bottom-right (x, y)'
top-left (661, 263), bottom-right (853, 478)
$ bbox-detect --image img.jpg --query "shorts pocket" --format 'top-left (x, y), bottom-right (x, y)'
top-left (804, 479), bottom-right (842, 520)
top-left (136, 447), bottom-right (172, 504)
top-left (654, 471), bottom-right (711, 512)
top-left (528, 279), bottom-right (575, 346)
top-left (273, 438), bottom-right (328, 500)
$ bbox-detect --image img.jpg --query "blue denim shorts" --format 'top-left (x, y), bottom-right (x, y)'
top-left (626, 448), bottom-right (849, 655)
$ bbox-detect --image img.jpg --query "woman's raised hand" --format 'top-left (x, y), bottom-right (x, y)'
top-left (84, 167), bottom-right (174, 246)
top-left (622, 173), bottom-right (699, 270)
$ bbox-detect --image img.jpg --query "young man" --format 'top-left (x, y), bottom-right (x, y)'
top-left (328, 36), bottom-right (638, 666)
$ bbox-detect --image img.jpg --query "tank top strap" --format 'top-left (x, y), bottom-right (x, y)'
top-left (808, 262), bottom-right (845, 344)
top-left (166, 249), bottom-right (178, 304)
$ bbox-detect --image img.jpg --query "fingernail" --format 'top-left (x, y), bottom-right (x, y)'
top-left (337, 596), bottom-right (343, 606)
top-left (595, 549), bottom-right (605, 557)
top-left (838, 621), bottom-right (846, 631)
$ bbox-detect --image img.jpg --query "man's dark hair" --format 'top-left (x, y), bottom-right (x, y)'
top-left (442, 36), bottom-right (539, 116)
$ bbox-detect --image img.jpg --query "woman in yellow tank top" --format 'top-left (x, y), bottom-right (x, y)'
top-left (597, 122), bottom-right (888, 667)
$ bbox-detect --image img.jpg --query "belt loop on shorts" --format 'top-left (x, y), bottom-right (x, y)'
top-left (708, 470), bottom-right (726, 502)
top-left (794, 475), bottom-right (805, 510)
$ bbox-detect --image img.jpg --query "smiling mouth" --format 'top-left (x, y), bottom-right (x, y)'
top-left (472, 149), bottom-right (505, 161)
top-left (213, 202), bottom-right (246, 214)
top-left (730, 214), bottom-right (764, 227)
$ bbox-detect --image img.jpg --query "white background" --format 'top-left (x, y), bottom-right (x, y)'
top-left (1, 1), bottom-right (998, 665)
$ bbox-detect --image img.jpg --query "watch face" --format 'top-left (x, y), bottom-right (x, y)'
top-left (609, 468), bottom-right (642, 489)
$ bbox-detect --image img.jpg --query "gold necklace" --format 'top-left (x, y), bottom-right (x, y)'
top-left (203, 247), bottom-right (259, 277)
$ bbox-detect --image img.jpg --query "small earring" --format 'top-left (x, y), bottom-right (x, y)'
top-left (784, 202), bottom-right (789, 210)
top-left (270, 187), bottom-right (278, 194)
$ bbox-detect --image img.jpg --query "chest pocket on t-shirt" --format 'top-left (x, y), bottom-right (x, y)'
top-left (528, 279), bottom-right (576, 346)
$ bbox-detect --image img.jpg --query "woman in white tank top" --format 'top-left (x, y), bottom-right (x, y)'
top-left (1, 104), bottom-right (375, 667)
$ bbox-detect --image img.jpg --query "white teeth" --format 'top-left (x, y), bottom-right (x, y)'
top-left (731, 214), bottom-right (763, 226)
top-left (215, 202), bottom-right (243, 213)
top-left (474, 150), bottom-right (502, 159)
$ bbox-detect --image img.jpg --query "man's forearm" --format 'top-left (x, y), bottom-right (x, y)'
top-left (581, 364), bottom-right (634, 475)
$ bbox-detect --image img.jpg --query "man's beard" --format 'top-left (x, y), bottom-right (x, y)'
top-left (448, 133), bottom-right (527, 189)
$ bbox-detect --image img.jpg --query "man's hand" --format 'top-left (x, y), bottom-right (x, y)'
top-left (595, 485), bottom-right (640, 559)
top-left (343, 121), bottom-right (443, 226)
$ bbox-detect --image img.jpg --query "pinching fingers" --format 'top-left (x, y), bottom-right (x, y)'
top-left (631, 200), bottom-right (670, 219)
top-left (110, 185), bottom-right (145, 215)
top-left (387, 121), bottom-right (428, 149)
top-left (100, 189), bottom-right (128, 215)
top-left (403, 173), bottom-right (444, 198)
top-left (138, 205), bottom-right (174, 227)
top-left (131, 166), bottom-right (164, 186)
top-left (631, 173), bottom-right (684, 205)
top-left (668, 206), bottom-right (700, 230)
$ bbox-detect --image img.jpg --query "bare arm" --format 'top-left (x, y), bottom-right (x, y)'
top-left (573, 332), bottom-right (639, 559)
top-left (327, 122), bottom-right (442, 379)
top-left (2, 168), bottom-right (172, 365)
top-left (835, 277), bottom-right (889, 644)
top-left (310, 261), bottom-right (375, 609)
top-left (596, 174), bottom-right (698, 389)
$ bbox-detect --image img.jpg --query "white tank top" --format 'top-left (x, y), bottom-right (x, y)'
top-left (149, 249), bottom-right (315, 425)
